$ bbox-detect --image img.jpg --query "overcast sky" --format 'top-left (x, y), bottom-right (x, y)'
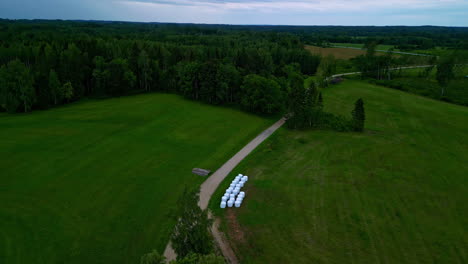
top-left (1, 0), bottom-right (467, 26)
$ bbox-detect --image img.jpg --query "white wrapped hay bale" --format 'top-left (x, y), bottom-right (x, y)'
top-left (233, 188), bottom-right (239, 195)
top-left (229, 193), bottom-right (236, 199)
top-left (238, 191), bottom-right (245, 198)
top-left (242, 176), bottom-right (248, 181)
top-left (239, 181), bottom-right (244, 188)
top-left (221, 196), bottom-right (228, 202)
top-left (235, 200), bottom-right (242, 207)
top-left (220, 201), bottom-right (226, 208)
top-left (228, 199), bottom-right (234, 207)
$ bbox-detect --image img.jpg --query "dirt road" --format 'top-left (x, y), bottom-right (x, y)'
top-left (164, 117), bottom-right (286, 263)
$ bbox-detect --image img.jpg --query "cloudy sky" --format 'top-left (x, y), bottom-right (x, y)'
top-left (1, 0), bottom-right (467, 26)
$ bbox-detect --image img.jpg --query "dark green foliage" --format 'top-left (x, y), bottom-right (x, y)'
top-left (173, 253), bottom-right (225, 264)
top-left (286, 74), bottom-right (352, 131)
top-left (287, 73), bottom-right (307, 128)
top-left (140, 250), bottom-right (166, 264)
top-left (61, 82), bottom-right (74, 102)
top-left (139, 251), bottom-right (224, 264)
top-left (0, 59), bottom-right (35, 113)
top-left (317, 92), bottom-right (323, 109)
top-left (107, 58), bottom-right (136, 96)
top-left (3, 21), bottom-right (464, 115)
top-left (352, 98), bottom-right (365, 132)
top-left (48, 69), bottom-right (61, 105)
top-left (171, 188), bottom-right (213, 259)
top-left (0, 20), bottom-right (323, 115)
top-left (436, 55), bottom-right (455, 96)
top-left (240, 74), bottom-right (283, 114)
top-left (353, 43), bottom-right (395, 80)
top-left (316, 55), bottom-right (337, 87)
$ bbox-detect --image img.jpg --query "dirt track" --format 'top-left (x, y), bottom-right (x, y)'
top-left (164, 117), bottom-right (286, 263)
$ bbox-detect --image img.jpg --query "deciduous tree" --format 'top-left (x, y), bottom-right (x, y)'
top-left (0, 59), bottom-right (35, 112)
top-left (171, 188), bottom-right (213, 259)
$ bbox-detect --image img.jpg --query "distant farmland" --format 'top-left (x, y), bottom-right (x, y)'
top-left (213, 80), bottom-right (468, 264)
top-left (305, 45), bottom-right (399, 59)
top-left (0, 94), bottom-right (273, 264)
top-left (305, 45), bottom-right (367, 59)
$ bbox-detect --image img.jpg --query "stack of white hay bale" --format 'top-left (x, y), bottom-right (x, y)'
top-left (220, 174), bottom-right (248, 208)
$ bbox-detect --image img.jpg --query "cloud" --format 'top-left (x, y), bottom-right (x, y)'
top-left (1, 0), bottom-right (467, 26)
top-left (119, 0), bottom-right (467, 12)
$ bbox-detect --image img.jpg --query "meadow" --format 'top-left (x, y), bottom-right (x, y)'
top-left (211, 80), bottom-right (468, 263)
top-left (0, 93), bottom-right (273, 264)
top-left (367, 66), bottom-right (468, 106)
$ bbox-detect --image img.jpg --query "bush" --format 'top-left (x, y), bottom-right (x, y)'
top-left (171, 253), bottom-right (225, 264)
top-left (140, 250), bottom-right (165, 264)
top-left (171, 188), bottom-right (213, 259)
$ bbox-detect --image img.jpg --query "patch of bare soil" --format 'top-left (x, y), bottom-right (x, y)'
top-left (226, 209), bottom-right (246, 244)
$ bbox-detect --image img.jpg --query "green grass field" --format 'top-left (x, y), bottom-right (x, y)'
top-left (364, 66), bottom-right (468, 106)
top-left (0, 94), bottom-right (273, 264)
top-left (211, 80), bottom-right (468, 263)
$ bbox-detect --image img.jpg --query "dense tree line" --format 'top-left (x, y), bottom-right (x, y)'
top-left (0, 20), bottom-right (323, 114)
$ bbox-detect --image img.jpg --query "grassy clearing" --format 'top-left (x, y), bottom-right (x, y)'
top-left (361, 66), bottom-right (468, 106)
top-left (211, 80), bottom-right (468, 263)
top-left (0, 94), bottom-right (273, 264)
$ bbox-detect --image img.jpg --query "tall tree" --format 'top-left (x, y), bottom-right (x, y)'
top-left (436, 55), bottom-right (455, 96)
top-left (316, 55), bottom-right (336, 87)
top-left (240, 74), bottom-right (283, 114)
top-left (351, 98), bottom-right (365, 132)
top-left (0, 59), bottom-right (35, 113)
top-left (92, 56), bottom-right (109, 96)
top-left (287, 73), bottom-right (306, 128)
top-left (60, 43), bottom-right (84, 97)
top-left (48, 69), bottom-right (61, 105)
top-left (138, 50), bottom-right (153, 92)
top-left (107, 58), bottom-right (136, 96)
top-left (171, 188), bottom-right (213, 259)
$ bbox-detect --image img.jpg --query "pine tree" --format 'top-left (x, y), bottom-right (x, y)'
top-left (352, 98), bottom-right (365, 132)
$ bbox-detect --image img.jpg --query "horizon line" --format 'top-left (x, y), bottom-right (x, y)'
top-left (1, 17), bottom-right (467, 28)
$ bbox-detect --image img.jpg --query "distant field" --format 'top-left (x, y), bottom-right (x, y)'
top-left (305, 45), bottom-right (397, 60)
top-left (305, 45), bottom-right (367, 59)
top-left (0, 94), bottom-right (273, 264)
top-left (332, 43), bottom-right (398, 51)
top-left (211, 80), bottom-right (468, 263)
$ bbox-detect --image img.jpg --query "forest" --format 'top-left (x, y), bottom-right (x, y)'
top-left (0, 20), bottom-right (320, 114)
top-left (1, 20), bottom-right (467, 116)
